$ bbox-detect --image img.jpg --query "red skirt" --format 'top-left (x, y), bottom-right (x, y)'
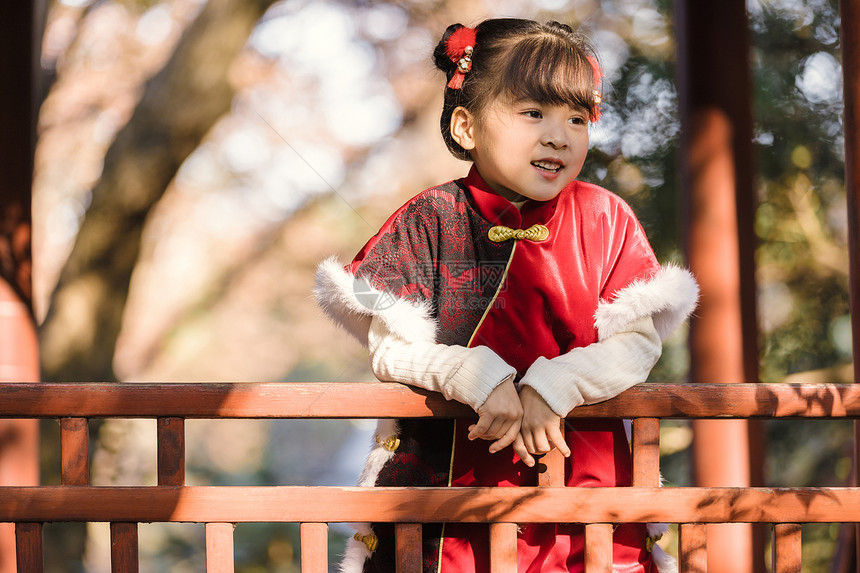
top-left (438, 418), bottom-right (656, 573)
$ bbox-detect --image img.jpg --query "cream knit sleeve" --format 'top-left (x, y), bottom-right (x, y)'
top-left (367, 315), bottom-right (516, 411)
top-left (519, 316), bottom-right (662, 417)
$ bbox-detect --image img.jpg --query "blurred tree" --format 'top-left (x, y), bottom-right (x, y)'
top-left (39, 0), bottom-right (279, 382)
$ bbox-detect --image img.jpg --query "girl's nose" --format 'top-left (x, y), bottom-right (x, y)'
top-left (541, 125), bottom-right (568, 149)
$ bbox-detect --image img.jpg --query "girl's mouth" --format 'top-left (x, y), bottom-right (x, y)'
top-left (531, 160), bottom-right (563, 173)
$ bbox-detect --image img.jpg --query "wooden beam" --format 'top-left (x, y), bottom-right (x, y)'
top-left (0, 382), bottom-right (859, 419)
top-left (0, 486), bottom-right (858, 524)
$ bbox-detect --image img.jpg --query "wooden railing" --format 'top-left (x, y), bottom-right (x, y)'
top-left (1, 382), bottom-right (859, 572)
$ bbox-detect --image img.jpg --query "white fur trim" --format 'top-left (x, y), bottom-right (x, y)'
top-left (651, 544), bottom-right (678, 573)
top-left (594, 265), bottom-right (699, 342)
top-left (647, 522), bottom-right (670, 538)
top-left (314, 257), bottom-right (437, 346)
top-left (338, 419), bottom-right (401, 572)
top-left (357, 419), bottom-right (400, 486)
top-left (339, 535), bottom-right (371, 573)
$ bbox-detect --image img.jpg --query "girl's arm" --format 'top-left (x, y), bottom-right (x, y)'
top-left (516, 315), bottom-right (661, 461)
top-left (367, 315), bottom-right (525, 454)
top-left (518, 315), bottom-right (662, 418)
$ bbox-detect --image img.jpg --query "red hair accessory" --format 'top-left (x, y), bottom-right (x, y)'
top-left (445, 26), bottom-right (477, 89)
top-left (587, 55), bottom-right (603, 121)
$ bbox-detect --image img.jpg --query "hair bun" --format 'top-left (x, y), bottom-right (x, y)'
top-left (432, 23), bottom-right (467, 74)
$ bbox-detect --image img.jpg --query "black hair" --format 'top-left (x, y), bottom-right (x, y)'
top-left (432, 19), bottom-right (600, 160)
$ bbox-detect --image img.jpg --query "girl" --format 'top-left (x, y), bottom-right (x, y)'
top-left (315, 18), bottom-right (697, 573)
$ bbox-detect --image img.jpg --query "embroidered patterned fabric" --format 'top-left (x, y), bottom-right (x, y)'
top-left (347, 180), bottom-right (513, 346)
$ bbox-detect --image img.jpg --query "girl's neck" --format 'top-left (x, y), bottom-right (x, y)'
top-left (508, 198), bottom-right (527, 211)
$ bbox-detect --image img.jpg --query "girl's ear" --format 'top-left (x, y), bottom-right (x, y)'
top-left (450, 106), bottom-right (476, 151)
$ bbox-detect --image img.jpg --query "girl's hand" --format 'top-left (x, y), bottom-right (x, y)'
top-left (469, 376), bottom-right (523, 454)
top-left (519, 385), bottom-right (571, 466)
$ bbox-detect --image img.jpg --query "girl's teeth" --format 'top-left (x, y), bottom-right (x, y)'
top-left (533, 161), bottom-right (561, 172)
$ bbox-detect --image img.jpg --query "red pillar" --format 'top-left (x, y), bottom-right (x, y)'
top-left (0, 1), bottom-right (43, 571)
top-left (838, 0), bottom-right (860, 568)
top-left (675, 1), bottom-right (760, 571)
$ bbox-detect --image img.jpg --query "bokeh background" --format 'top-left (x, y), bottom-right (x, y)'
top-left (32, 0), bottom-right (850, 570)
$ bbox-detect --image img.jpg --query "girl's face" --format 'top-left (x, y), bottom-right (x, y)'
top-left (451, 96), bottom-right (590, 203)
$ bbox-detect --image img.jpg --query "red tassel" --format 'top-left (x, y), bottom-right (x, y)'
top-left (447, 72), bottom-right (465, 90)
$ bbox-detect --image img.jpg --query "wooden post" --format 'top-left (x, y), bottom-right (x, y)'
top-left (157, 418), bottom-right (185, 486)
top-left (206, 523), bottom-right (235, 573)
top-left (632, 418), bottom-right (661, 487)
top-left (679, 523), bottom-right (708, 573)
top-left (300, 523), bottom-right (327, 573)
top-left (394, 523), bottom-right (422, 572)
top-left (839, 0), bottom-right (860, 569)
top-left (110, 523), bottom-right (139, 573)
top-left (0, 1), bottom-right (43, 571)
top-left (584, 523), bottom-right (612, 573)
top-left (15, 523), bottom-right (43, 573)
top-left (61, 418), bottom-right (90, 485)
top-left (771, 524), bottom-right (801, 573)
top-left (489, 523), bottom-right (518, 573)
top-left (675, 1), bottom-right (759, 571)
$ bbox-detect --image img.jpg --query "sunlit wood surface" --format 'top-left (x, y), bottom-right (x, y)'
top-left (0, 485), bottom-right (859, 524)
top-left (0, 382), bottom-right (859, 418)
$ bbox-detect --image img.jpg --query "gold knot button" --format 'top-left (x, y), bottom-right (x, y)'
top-left (376, 434), bottom-right (400, 452)
top-left (354, 532), bottom-right (379, 551)
top-left (488, 224), bottom-right (550, 243)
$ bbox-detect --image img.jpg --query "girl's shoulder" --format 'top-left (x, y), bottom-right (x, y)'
top-left (365, 178), bottom-right (473, 243)
top-left (382, 178), bottom-right (470, 223)
top-left (566, 180), bottom-right (640, 219)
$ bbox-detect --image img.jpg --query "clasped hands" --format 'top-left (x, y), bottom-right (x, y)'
top-left (467, 377), bottom-right (570, 467)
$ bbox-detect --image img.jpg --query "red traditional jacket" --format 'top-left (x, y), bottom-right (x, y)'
top-left (315, 166), bottom-right (698, 573)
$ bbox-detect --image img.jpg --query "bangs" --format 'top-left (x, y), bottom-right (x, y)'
top-left (496, 35), bottom-right (595, 112)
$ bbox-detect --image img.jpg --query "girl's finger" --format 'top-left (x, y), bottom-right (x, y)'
top-left (468, 417), bottom-right (491, 440)
top-left (548, 426), bottom-right (571, 457)
top-left (488, 423), bottom-right (518, 454)
top-left (532, 432), bottom-right (552, 455)
top-left (513, 434), bottom-right (534, 467)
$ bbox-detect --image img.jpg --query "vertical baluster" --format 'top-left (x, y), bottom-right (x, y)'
top-left (157, 417), bottom-right (185, 486)
top-left (394, 523), bottom-right (422, 572)
top-left (15, 522), bottom-right (43, 573)
top-left (300, 522), bottom-right (328, 573)
top-left (679, 523), bottom-right (707, 573)
top-left (771, 524), bottom-right (801, 573)
top-left (584, 523), bottom-right (612, 573)
top-left (632, 418), bottom-right (661, 487)
top-left (489, 522), bottom-right (518, 573)
top-left (110, 523), bottom-right (139, 573)
top-left (206, 523), bottom-right (235, 573)
top-left (60, 417), bottom-right (89, 485)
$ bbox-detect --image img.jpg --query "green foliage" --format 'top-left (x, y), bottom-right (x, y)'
top-left (751, 0), bottom-right (848, 382)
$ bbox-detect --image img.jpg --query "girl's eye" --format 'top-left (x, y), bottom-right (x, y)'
top-left (569, 116), bottom-right (587, 125)
top-left (523, 110), bottom-right (542, 119)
